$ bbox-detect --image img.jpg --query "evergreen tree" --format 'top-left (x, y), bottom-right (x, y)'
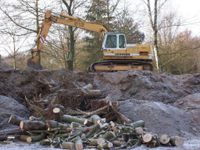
top-left (82, 0), bottom-right (143, 70)
top-left (82, 0), bottom-right (111, 69)
top-left (113, 9), bottom-right (145, 44)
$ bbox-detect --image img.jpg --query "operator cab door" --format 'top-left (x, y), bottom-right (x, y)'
top-left (102, 33), bottom-right (127, 50)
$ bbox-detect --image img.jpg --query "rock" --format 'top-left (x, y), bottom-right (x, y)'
top-left (0, 95), bottom-right (29, 129)
top-left (119, 99), bottom-right (198, 137)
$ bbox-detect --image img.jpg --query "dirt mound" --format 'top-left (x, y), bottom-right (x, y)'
top-left (0, 69), bottom-right (200, 138)
top-left (119, 99), bottom-right (198, 137)
top-left (94, 71), bottom-right (200, 103)
top-left (0, 95), bottom-right (29, 129)
top-left (174, 93), bottom-right (200, 125)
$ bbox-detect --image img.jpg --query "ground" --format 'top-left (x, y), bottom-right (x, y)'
top-left (0, 66), bottom-right (200, 149)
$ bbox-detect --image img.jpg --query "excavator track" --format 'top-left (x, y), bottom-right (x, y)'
top-left (88, 60), bottom-right (153, 72)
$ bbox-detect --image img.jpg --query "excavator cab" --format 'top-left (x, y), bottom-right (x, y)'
top-left (102, 33), bottom-right (127, 50)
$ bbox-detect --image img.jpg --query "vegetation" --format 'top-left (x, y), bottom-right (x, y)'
top-left (0, 0), bottom-right (200, 74)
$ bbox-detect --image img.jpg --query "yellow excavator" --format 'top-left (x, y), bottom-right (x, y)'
top-left (27, 10), bottom-right (154, 71)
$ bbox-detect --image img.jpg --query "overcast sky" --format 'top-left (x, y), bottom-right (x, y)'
top-left (126, 0), bottom-right (200, 36)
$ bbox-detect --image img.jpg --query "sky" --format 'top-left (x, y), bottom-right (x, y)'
top-left (173, 0), bottom-right (200, 35)
top-left (126, 0), bottom-right (200, 36)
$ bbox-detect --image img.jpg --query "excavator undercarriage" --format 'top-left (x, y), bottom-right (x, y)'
top-left (89, 60), bottom-right (153, 72)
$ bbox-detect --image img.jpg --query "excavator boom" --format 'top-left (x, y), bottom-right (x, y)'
top-left (27, 10), bottom-right (107, 69)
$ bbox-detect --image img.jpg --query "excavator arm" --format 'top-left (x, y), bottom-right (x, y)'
top-left (27, 10), bottom-right (108, 69)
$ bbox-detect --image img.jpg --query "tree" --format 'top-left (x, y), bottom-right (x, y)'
top-left (0, 0), bottom-right (47, 69)
top-left (112, 7), bottom-right (144, 44)
top-left (0, 25), bottom-right (29, 69)
top-left (142, 0), bottom-right (168, 70)
top-left (81, 0), bottom-right (120, 70)
top-left (61, 0), bottom-right (87, 71)
top-left (159, 29), bottom-right (200, 74)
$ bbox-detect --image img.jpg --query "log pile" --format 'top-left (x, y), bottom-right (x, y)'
top-left (5, 103), bottom-right (183, 149)
top-left (3, 84), bottom-right (184, 149)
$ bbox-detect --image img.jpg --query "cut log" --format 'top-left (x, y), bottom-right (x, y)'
top-left (96, 138), bottom-right (106, 148)
top-left (87, 90), bottom-right (102, 97)
top-left (75, 138), bottom-right (83, 150)
top-left (26, 133), bottom-right (46, 143)
top-left (0, 128), bottom-right (22, 141)
top-left (130, 120), bottom-right (145, 128)
top-left (40, 139), bottom-right (51, 146)
top-left (86, 124), bottom-right (101, 138)
top-left (29, 116), bottom-right (42, 121)
top-left (101, 131), bottom-right (116, 141)
top-left (61, 141), bottom-right (75, 149)
top-left (61, 115), bottom-right (88, 125)
top-left (20, 120), bottom-right (46, 131)
top-left (113, 140), bottom-right (123, 147)
top-left (128, 139), bottom-right (141, 147)
top-left (8, 115), bottom-right (24, 126)
top-left (142, 133), bottom-right (153, 143)
top-left (135, 127), bottom-right (144, 135)
top-left (102, 141), bottom-right (113, 149)
top-left (83, 84), bottom-right (93, 90)
top-left (90, 115), bottom-right (101, 124)
top-left (159, 134), bottom-right (170, 145)
top-left (70, 122), bottom-right (81, 128)
top-left (53, 107), bottom-right (61, 114)
top-left (170, 136), bottom-right (184, 146)
top-left (19, 135), bottom-right (30, 142)
top-left (46, 120), bottom-right (71, 131)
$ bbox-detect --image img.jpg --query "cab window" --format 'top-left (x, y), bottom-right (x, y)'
top-left (105, 35), bottom-right (117, 48)
top-left (119, 35), bottom-right (125, 48)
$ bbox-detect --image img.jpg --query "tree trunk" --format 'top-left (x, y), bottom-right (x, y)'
top-left (153, 0), bottom-right (159, 70)
top-left (67, 26), bottom-right (75, 71)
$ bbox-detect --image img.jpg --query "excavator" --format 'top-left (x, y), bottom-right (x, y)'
top-left (27, 10), bottom-right (154, 71)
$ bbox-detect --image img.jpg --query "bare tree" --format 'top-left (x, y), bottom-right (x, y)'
top-left (0, 25), bottom-right (29, 69)
top-left (142, 0), bottom-right (168, 70)
top-left (61, 0), bottom-right (87, 71)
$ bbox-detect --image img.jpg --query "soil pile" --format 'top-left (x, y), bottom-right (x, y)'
top-left (0, 69), bottom-right (200, 139)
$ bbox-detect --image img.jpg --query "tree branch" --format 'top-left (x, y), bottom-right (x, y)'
top-left (0, 7), bottom-right (37, 33)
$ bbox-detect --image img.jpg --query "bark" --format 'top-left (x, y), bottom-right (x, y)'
top-left (20, 120), bottom-right (46, 131)
top-left (46, 120), bottom-right (71, 132)
top-left (20, 133), bottom-right (46, 143)
top-left (61, 115), bottom-right (88, 125)
top-left (40, 139), bottom-right (51, 146)
top-left (67, 21), bottom-right (75, 71)
top-left (135, 127), bottom-right (145, 135)
top-left (87, 90), bottom-right (102, 97)
top-left (75, 138), bottom-right (83, 150)
top-left (101, 131), bottom-right (116, 140)
top-left (0, 128), bottom-right (22, 141)
top-left (130, 120), bottom-right (145, 128)
top-left (90, 115), bottom-right (101, 124)
top-left (170, 136), bottom-right (184, 146)
top-left (61, 141), bottom-right (75, 149)
top-left (86, 124), bottom-right (101, 138)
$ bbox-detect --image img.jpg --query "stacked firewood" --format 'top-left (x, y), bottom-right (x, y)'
top-left (4, 103), bottom-right (184, 149)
